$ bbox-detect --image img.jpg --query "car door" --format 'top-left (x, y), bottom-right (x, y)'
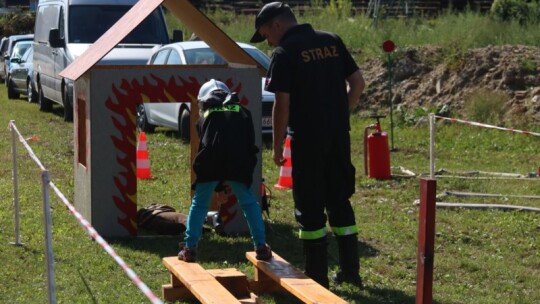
top-left (52, 5), bottom-right (66, 102)
top-left (12, 47), bottom-right (32, 90)
top-left (9, 57), bottom-right (25, 90)
top-left (34, 3), bottom-right (60, 100)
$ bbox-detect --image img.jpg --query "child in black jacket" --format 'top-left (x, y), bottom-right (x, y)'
top-left (178, 79), bottom-right (272, 262)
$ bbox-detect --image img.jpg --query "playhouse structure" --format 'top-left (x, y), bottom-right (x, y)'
top-left (60, 0), bottom-right (266, 237)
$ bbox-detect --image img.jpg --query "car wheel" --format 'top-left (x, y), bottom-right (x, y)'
top-left (7, 76), bottom-right (19, 99)
top-left (179, 108), bottom-right (190, 141)
top-left (62, 85), bottom-right (73, 122)
top-left (38, 84), bottom-right (53, 112)
top-left (136, 104), bottom-right (155, 133)
top-left (27, 79), bottom-right (37, 103)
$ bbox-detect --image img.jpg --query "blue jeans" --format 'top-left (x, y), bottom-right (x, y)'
top-left (184, 180), bottom-right (266, 248)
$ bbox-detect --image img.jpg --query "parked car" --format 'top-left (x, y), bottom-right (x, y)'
top-left (7, 45), bottom-right (36, 102)
top-left (33, 0), bottom-right (174, 122)
top-left (139, 41), bottom-right (274, 141)
top-left (6, 40), bottom-right (32, 94)
top-left (0, 37), bottom-right (9, 82)
top-left (3, 34), bottom-right (33, 85)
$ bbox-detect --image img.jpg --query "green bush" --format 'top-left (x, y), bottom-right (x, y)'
top-left (0, 11), bottom-right (35, 37)
top-left (490, 0), bottom-right (539, 24)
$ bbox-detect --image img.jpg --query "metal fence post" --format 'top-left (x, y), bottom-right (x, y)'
top-left (9, 120), bottom-right (23, 246)
top-left (42, 170), bottom-right (57, 304)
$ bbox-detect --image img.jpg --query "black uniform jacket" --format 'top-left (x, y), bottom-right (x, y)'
top-left (265, 23), bottom-right (359, 143)
top-left (192, 102), bottom-right (259, 189)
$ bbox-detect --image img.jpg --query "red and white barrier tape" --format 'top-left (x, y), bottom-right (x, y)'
top-left (49, 183), bottom-right (163, 304)
top-left (8, 121), bottom-right (163, 304)
top-left (9, 122), bottom-right (47, 170)
top-left (434, 116), bottom-right (540, 137)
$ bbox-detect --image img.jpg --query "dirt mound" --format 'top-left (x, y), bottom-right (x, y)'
top-left (359, 45), bottom-right (540, 123)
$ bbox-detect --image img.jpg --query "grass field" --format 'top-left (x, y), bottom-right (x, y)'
top-left (1, 78), bottom-right (539, 303)
top-left (1, 6), bottom-right (540, 304)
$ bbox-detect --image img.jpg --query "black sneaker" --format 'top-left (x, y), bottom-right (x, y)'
top-left (178, 246), bottom-right (197, 262)
top-left (255, 243), bottom-right (272, 261)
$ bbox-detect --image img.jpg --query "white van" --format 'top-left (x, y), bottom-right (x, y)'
top-left (33, 0), bottom-right (174, 121)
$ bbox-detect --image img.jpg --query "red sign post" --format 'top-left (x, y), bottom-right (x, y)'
top-left (416, 178), bottom-right (437, 304)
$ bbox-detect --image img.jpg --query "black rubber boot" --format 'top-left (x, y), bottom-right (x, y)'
top-left (332, 234), bottom-right (363, 288)
top-left (303, 237), bottom-right (329, 288)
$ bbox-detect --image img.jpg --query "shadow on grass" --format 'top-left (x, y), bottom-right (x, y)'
top-left (50, 105), bottom-right (65, 119)
top-left (110, 221), bottom-right (380, 268)
top-left (107, 221), bottom-right (427, 303)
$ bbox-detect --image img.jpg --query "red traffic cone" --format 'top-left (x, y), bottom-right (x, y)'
top-left (137, 132), bottom-right (152, 179)
top-left (275, 135), bottom-right (292, 189)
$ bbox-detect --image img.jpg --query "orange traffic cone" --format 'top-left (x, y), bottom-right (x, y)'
top-left (137, 131), bottom-right (152, 179)
top-left (274, 135), bottom-right (292, 189)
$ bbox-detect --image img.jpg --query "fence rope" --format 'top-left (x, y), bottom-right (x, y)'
top-left (434, 115), bottom-right (540, 137)
top-left (49, 183), bottom-right (163, 304)
top-left (9, 122), bottom-right (47, 170)
top-left (7, 121), bottom-right (163, 304)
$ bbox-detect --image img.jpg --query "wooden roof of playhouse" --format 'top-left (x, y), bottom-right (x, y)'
top-left (59, 0), bottom-right (266, 81)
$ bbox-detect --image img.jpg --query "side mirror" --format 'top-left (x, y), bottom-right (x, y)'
top-left (49, 29), bottom-right (64, 48)
top-left (10, 57), bottom-right (21, 64)
top-left (172, 30), bottom-right (183, 42)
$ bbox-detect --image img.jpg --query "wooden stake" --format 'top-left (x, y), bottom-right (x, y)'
top-left (416, 178), bottom-right (436, 304)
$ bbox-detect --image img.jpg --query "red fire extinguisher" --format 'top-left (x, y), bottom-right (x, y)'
top-left (364, 114), bottom-right (391, 180)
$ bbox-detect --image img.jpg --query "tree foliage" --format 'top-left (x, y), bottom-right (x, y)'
top-left (490, 0), bottom-right (540, 24)
top-left (0, 11), bottom-right (35, 37)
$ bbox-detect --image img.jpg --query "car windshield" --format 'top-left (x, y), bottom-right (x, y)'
top-left (21, 46), bottom-right (32, 62)
top-left (11, 41), bottom-right (32, 59)
top-left (68, 5), bottom-right (169, 44)
top-left (184, 47), bottom-right (270, 70)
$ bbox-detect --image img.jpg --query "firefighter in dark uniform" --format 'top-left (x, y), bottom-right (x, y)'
top-left (178, 79), bottom-right (272, 263)
top-left (251, 2), bottom-right (366, 288)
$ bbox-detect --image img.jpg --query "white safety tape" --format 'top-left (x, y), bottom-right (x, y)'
top-left (435, 116), bottom-right (540, 137)
top-left (49, 183), bottom-right (163, 304)
top-left (9, 122), bottom-right (46, 171)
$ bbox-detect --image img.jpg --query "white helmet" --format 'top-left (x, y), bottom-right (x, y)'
top-left (198, 79), bottom-right (230, 100)
top-left (197, 79), bottom-right (232, 111)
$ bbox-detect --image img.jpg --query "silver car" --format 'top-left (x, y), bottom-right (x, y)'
top-left (7, 44), bottom-right (36, 102)
top-left (139, 41), bottom-right (274, 141)
top-left (4, 34), bottom-right (33, 86)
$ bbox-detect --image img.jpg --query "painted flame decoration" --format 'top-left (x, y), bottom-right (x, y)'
top-left (217, 184), bottom-right (239, 226)
top-left (105, 74), bottom-right (245, 235)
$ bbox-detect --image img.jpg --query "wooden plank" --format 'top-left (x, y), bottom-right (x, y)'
top-left (246, 251), bottom-right (347, 304)
top-left (163, 256), bottom-right (241, 304)
top-left (207, 268), bottom-right (250, 298)
top-left (162, 283), bottom-right (195, 302)
top-left (163, 0), bottom-right (266, 76)
top-left (248, 266), bottom-right (287, 295)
